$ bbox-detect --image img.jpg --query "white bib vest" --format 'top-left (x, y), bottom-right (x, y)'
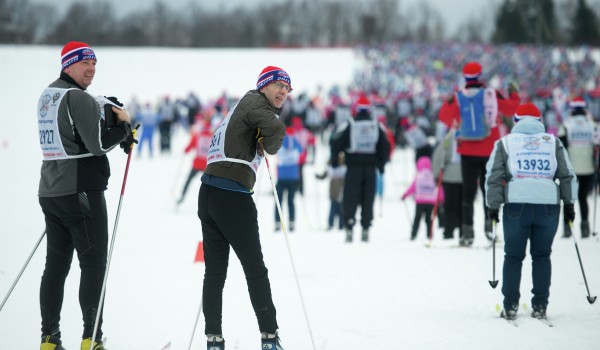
top-left (503, 133), bottom-right (557, 180)
top-left (564, 116), bottom-right (594, 146)
top-left (37, 87), bottom-right (95, 161)
top-left (348, 119), bottom-right (379, 154)
top-left (206, 103), bottom-right (263, 173)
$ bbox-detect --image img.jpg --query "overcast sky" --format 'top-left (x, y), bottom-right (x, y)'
top-left (30, 0), bottom-right (490, 35)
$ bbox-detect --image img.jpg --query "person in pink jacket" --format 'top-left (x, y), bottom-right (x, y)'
top-left (402, 156), bottom-right (444, 240)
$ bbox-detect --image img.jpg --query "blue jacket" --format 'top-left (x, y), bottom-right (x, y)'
top-left (277, 136), bottom-right (303, 180)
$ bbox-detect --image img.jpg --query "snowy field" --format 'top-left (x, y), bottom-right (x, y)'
top-left (1, 46), bottom-right (599, 349)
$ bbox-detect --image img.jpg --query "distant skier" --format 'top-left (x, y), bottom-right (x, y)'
top-left (401, 156), bottom-right (444, 240)
top-left (330, 95), bottom-right (390, 242)
top-left (176, 119), bottom-right (212, 205)
top-left (438, 61), bottom-right (520, 246)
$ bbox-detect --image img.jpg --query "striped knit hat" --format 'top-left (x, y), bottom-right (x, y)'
top-left (61, 41), bottom-right (96, 70)
top-left (513, 103), bottom-right (542, 123)
top-left (256, 66), bottom-right (292, 92)
top-left (462, 61), bottom-right (482, 82)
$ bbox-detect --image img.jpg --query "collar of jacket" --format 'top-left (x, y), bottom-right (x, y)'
top-left (464, 81), bottom-right (485, 89)
top-left (59, 71), bottom-right (85, 90)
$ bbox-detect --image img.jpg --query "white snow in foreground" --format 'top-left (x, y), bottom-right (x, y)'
top-left (0, 46), bottom-right (599, 349)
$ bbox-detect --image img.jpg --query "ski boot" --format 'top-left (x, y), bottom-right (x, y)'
top-left (289, 221), bottom-right (295, 232)
top-left (531, 306), bottom-right (547, 320)
top-left (345, 228), bottom-right (353, 243)
top-left (581, 220), bottom-right (590, 238)
top-left (562, 222), bottom-right (572, 238)
top-left (361, 228), bottom-right (369, 242)
top-left (207, 335), bottom-right (225, 350)
top-left (500, 304), bottom-right (518, 320)
top-left (41, 334), bottom-right (65, 350)
top-left (81, 338), bottom-right (105, 350)
top-left (484, 219), bottom-right (493, 241)
top-left (261, 332), bottom-right (284, 350)
top-left (459, 225), bottom-right (474, 247)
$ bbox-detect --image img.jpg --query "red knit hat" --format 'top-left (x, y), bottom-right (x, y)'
top-left (61, 41), bottom-right (96, 70)
top-left (355, 95), bottom-right (371, 111)
top-left (463, 61), bottom-right (482, 81)
top-left (513, 103), bottom-right (542, 123)
top-left (569, 96), bottom-right (586, 109)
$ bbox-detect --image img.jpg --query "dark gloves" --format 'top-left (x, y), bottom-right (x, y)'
top-left (119, 124), bottom-right (139, 154)
top-left (105, 96), bottom-right (124, 107)
top-left (487, 208), bottom-right (499, 223)
top-left (378, 164), bottom-right (385, 174)
top-left (564, 203), bottom-right (575, 223)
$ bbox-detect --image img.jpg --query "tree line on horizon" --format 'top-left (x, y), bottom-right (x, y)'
top-left (1, 0), bottom-right (600, 47)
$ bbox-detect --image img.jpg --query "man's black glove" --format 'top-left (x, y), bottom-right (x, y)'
top-left (119, 124), bottom-right (139, 154)
top-left (564, 203), bottom-right (575, 223)
top-left (105, 96), bottom-right (124, 107)
top-left (487, 208), bottom-right (499, 223)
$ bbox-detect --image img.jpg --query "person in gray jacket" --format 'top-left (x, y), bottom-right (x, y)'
top-left (198, 66), bottom-right (289, 350)
top-left (38, 41), bottom-right (133, 350)
top-left (485, 103), bottom-right (577, 321)
top-left (432, 129), bottom-right (462, 239)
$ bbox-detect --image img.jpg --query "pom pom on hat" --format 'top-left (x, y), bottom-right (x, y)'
top-left (462, 61), bottom-right (482, 81)
top-left (569, 96), bottom-right (586, 109)
top-left (513, 103), bottom-right (542, 123)
top-left (256, 66), bottom-right (292, 92)
top-left (61, 41), bottom-right (96, 70)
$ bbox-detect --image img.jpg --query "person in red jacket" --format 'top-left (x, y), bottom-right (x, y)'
top-left (177, 119), bottom-right (212, 205)
top-left (437, 61), bottom-right (520, 246)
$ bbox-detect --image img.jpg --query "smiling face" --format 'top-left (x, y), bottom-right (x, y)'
top-left (260, 81), bottom-right (291, 108)
top-left (64, 59), bottom-right (96, 89)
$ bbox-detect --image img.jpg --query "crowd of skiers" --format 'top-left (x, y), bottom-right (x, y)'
top-left (32, 39), bottom-right (600, 350)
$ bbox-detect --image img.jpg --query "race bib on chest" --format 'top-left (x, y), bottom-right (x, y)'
top-left (206, 102), bottom-right (262, 173)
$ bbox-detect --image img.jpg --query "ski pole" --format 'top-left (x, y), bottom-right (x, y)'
top-left (0, 229), bottom-right (46, 313)
top-left (427, 171), bottom-right (444, 247)
top-left (187, 295), bottom-right (203, 350)
top-left (592, 146), bottom-right (599, 237)
top-left (90, 125), bottom-right (139, 349)
top-left (567, 221), bottom-right (597, 304)
top-left (170, 152), bottom-right (187, 197)
top-left (488, 221), bottom-right (498, 288)
top-left (264, 155), bottom-right (317, 350)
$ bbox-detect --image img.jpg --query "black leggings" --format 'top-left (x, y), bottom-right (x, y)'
top-left (577, 174), bottom-right (594, 221)
top-left (197, 184), bottom-right (278, 335)
top-left (39, 191), bottom-right (108, 340)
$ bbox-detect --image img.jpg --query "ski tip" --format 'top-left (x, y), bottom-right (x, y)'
top-left (588, 296), bottom-right (597, 304)
top-left (161, 341), bottom-right (171, 350)
top-left (489, 280), bottom-right (498, 289)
